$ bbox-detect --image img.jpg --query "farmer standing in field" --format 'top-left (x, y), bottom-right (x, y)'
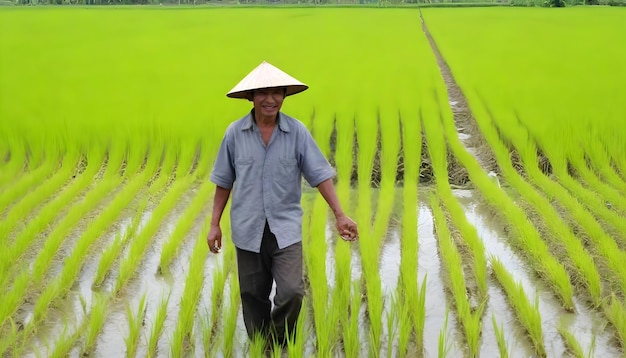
top-left (207, 61), bottom-right (359, 347)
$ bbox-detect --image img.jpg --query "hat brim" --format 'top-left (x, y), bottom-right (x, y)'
top-left (226, 84), bottom-right (309, 99)
top-left (226, 61), bottom-right (309, 100)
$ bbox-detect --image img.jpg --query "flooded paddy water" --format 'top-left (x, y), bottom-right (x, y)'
top-left (6, 184), bottom-right (623, 357)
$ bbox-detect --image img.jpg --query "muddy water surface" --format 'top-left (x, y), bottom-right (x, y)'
top-left (17, 187), bottom-right (623, 357)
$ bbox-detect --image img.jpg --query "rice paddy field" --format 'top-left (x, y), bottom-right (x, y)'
top-left (1, 6), bottom-right (625, 358)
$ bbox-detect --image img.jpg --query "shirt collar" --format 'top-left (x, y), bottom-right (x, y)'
top-left (241, 109), bottom-right (290, 133)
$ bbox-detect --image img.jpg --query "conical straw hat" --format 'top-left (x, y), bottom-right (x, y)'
top-left (226, 61), bottom-right (308, 99)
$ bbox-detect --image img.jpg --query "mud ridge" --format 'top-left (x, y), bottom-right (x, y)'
top-left (418, 10), bottom-right (500, 179)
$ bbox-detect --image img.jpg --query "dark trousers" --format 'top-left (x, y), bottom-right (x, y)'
top-left (236, 222), bottom-right (304, 344)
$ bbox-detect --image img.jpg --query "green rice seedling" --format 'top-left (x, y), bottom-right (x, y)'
top-left (430, 195), bottom-right (482, 357)
top-left (93, 197), bottom-right (148, 287)
top-left (306, 195), bottom-right (332, 355)
top-left (569, 154), bottom-right (626, 216)
top-left (148, 146), bottom-right (176, 196)
top-left (16, 156), bottom-right (158, 342)
top-left (0, 149), bottom-right (61, 218)
top-left (248, 332), bottom-right (266, 358)
top-left (603, 296), bottom-right (625, 349)
top-left (222, 273), bottom-right (241, 358)
top-left (586, 335), bottom-right (596, 358)
top-left (0, 149), bottom-right (78, 243)
top-left (332, 111), bottom-right (355, 193)
top-left (444, 102), bottom-right (602, 306)
top-left (355, 109), bottom-right (378, 191)
top-left (395, 291), bottom-right (411, 358)
top-left (159, 178), bottom-right (214, 272)
top-left (0, 319), bottom-right (19, 357)
top-left (377, 111), bottom-right (400, 191)
top-left (491, 314), bottom-right (508, 358)
top-left (330, 114), bottom-right (355, 339)
top-left (517, 145), bottom-right (626, 295)
top-left (121, 139), bottom-right (151, 180)
top-left (94, 233), bottom-right (126, 288)
top-left (24, 173), bottom-right (121, 283)
top-left (171, 228), bottom-right (210, 357)
top-left (443, 191), bottom-right (488, 300)
top-left (174, 140), bottom-right (197, 179)
top-left (124, 293), bottom-right (147, 358)
top-left (38, 170), bottom-right (151, 302)
top-left (0, 148), bottom-right (105, 284)
top-left (49, 319), bottom-right (78, 358)
top-left (310, 108), bottom-right (335, 159)
top-left (557, 324), bottom-right (585, 358)
top-left (490, 256), bottom-right (545, 357)
top-left (169, 320), bottom-right (187, 358)
top-left (385, 294), bottom-right (399, 358)
top-left (555, 168), bottom-right (626, 243)
top-left (4, 176), bottom-right (133, 346)
top-left (285, 298), bottom-right (307, 358)
top-left (372, 180), bottom-right (396, 250)
top-left (147, 292), bottom-right (170, 358)
top-left (397, 130), bottom-right (425, 354)
top-left (422, 101), bottom-right (487, 302)
top-left (361, 247), bottom-right (384, 357)
top-left (438, 307), bottom-right (451, 358)
top-left (342, 281), bottom-right (362, 358)
top-left (198, 306), bottom-right (212, 357)
top-left (114, 176), bottom-right (194, 294)
top-left (82, 292), bottom-right (109, 356)
top-left (209, 266), bottom-right (227, 335)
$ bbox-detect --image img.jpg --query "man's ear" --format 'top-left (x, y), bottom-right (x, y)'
top-left (246, 90), bottom-right (254, 101)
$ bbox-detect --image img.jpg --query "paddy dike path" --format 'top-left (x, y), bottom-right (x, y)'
top-left (418, 10), bottom-right (499, 178)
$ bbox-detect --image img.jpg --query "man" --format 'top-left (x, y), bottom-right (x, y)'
top-left (207, 61), bottom-right (358, 346)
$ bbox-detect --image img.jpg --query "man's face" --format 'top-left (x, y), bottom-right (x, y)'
top-left (252, 87), bottom-right (285, 119)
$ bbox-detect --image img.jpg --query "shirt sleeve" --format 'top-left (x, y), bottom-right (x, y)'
top-left (210, 129), bottom-right (235, 189)
top-left (299, 127), bottom-right (336, 187)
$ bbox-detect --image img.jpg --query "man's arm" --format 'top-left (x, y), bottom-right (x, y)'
top-left (207, 185), bottom-right (232, 253)
top-left (316, 179), bottom-right (358, 241)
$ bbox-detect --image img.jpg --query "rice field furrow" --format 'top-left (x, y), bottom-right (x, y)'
top-left (572, 156), bottom-right (626, 216)
top-left (438, 105), bottom-right (575, 310)
top-left (0, 148), bottom-right (51, 201)
top-left (158, 178), bottom-right (214, 272)
top-left (0, 150), bottom-right (76, 242)
top-left (0, 150), bottom-right (106, 286)
top-left (169, 230), bottom-right (209, 357)
top-left (430, 195), bottom-right (483, 357)
top-left (113, 176), bottom-right (194, 294)
top-left (555, 172), bottom-right (626, 246)
top-left (3, 155), bottom-right (160, 354)
top-left (0, 174), bottom-right (122, 334)
top-left (451, 106), bottom-right (605, 305)
top-left (490, 257), bottom-right (546, 357)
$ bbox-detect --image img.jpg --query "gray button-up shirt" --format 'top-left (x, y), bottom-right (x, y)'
top-left (210, 110), bottom-right (335, 253)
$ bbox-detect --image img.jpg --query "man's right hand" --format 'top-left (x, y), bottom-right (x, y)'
top-left (207, 225), bottom-right (222, 254)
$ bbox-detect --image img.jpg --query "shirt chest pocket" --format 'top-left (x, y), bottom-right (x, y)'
top-left (234, 158), bottom-right (255, 181)
top-left (277, 158), bottom-right (300, 184)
